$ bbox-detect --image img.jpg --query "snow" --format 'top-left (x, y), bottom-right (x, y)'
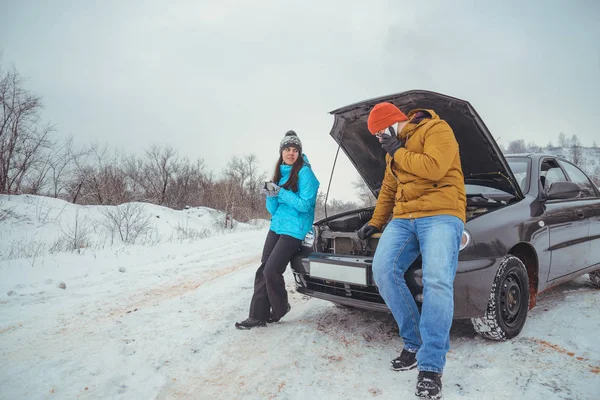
top-left (1, 195), bottom-right (599, 400)
top-left (0, 194), bottom-right (262, 261)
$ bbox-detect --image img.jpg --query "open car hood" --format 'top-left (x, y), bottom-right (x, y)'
top-left (328, 90), bottom-right (524, 199)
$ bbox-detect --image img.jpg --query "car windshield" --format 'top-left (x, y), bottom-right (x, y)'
top-left (466, 157), bottom-right (529, 196)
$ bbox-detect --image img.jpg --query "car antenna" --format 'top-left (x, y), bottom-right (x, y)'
top-left (324, 125), bottom-right (347, 220)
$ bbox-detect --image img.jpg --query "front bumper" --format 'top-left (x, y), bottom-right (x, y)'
top-left (296, 286), bottom-right (391, 312)
top-left (291, 249), bottom-right (502, 319)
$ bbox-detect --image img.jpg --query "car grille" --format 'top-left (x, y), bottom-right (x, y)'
top-left (302, 276), bottom-right (386, 304)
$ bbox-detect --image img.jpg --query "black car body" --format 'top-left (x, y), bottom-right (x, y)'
top-left (291, 90), bottom-right (600, 340)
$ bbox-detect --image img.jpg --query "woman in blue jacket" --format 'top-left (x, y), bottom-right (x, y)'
top-left (236, 130), bottom-right (319, 330)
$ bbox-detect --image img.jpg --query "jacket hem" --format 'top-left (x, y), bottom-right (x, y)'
top-left (392, 209), bottom-right (466, 223)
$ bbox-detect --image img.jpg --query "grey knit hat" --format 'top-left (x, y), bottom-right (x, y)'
top-left (279, 130), bottom-right (302, 154)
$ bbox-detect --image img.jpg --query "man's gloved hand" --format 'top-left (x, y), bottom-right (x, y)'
top-left (357, 223), bottom-right (379, 240)
top-left (379, 133), bottom-right (404, 157)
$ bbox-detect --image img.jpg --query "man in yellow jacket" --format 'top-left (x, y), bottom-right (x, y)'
top-left (357, 102), bottom-right (466, 399)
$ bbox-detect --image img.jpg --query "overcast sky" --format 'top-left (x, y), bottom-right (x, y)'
top-left (1, 0), bottom-right (599, 201)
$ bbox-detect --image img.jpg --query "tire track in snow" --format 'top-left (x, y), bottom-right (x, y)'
top-left (103, 254), bottom-right (261, 320)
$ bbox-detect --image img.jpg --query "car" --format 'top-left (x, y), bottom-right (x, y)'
top-left (291, 90), bottom-right (600, 341)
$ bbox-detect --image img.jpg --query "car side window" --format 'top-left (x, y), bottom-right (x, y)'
top-left (558, 160), bottom-right (598, 198)
top-left (541, 165), bottom-right (568, 191)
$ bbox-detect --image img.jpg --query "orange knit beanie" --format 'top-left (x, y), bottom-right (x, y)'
top-left (367, 102), bottom-right (408, 134)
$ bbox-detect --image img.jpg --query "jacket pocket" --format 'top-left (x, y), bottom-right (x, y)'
top-left (419, 184), bottom-right (458, 211)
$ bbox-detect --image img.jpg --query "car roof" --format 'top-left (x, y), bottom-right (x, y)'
top-left (505, 153), bottom-right (572, 163)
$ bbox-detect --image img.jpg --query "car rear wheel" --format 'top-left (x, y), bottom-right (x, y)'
top-left (590, 270), bottom-right (600, 288)
top-left (471, 255), bottom-right (530, 341)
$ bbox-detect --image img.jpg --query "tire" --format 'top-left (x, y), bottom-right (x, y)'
top-left (590, 270), bottom-right (600, 288)
top-left (471, 255), bottom-right (530, 341)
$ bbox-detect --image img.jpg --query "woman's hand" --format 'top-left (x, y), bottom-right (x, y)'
top-left (262, 181), bottom-right (281, 197)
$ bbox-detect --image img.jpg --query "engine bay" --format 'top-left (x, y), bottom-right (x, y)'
top-left (315, 197), bottom-right (505, 256)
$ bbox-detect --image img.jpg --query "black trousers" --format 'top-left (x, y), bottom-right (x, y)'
top-left (249, 230), bottom-right (301, 321)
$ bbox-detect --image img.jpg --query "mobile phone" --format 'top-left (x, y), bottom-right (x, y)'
top-left (377, 126), bottom-right (395, 138)
top-left (265, 181), bottom-right (277, 191)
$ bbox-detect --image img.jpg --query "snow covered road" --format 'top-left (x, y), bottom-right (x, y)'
top-left (1, 197), bottom-right (599, 399)
top-left (2, 231), bottom-right (599, 399)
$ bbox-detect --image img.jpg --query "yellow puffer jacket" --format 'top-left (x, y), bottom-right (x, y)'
top-left (369, 108), bottom-right (466, 229)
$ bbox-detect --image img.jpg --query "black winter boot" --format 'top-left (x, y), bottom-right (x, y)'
top-left (235, 318), bottom-right (266, 330)
top-left (415, 371), bottom-right (443, 399)
top-left (390, 349), bottom-right (417, 371)
top-left (267, 303), bottom-right (291, 323)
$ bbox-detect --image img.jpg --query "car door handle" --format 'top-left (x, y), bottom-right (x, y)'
top-left (576, 209), bottom-right (585, 218)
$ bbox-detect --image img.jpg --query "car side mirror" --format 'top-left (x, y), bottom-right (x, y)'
top-left (546, 181), bottom-right (581, 200)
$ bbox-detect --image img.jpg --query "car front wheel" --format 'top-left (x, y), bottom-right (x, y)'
top-left (590, 270), bottom-right (600, 288)
top-left (471, 255), bottom-right (530, 341)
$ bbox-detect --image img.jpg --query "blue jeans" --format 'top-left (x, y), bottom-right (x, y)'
top-left (372, 215), bottom-right (464, 373)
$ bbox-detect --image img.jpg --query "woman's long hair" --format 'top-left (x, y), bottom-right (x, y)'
top-left (272, 154), bottom-right (304, 193)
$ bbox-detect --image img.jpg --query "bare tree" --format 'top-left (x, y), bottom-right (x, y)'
top-left (76, 144), bottom-right (210, 210)
top-left (21, 152), bottom-right (52, 195)
top-left (313, 191), bottom-right (326, 220)
top-left (213, 176), bottom-right (239, 228)
top-left (123, 154), bottom-right (145, 201)
top-left (558, 132), bottom-right (568, 148)
top-left (507, 139), bottom-right (527, 154)
top-left (19, 135), bottom-right (86, 198)
top-left (352, 174), bottom-right (375, 207)
top-left (101, 203), bottom-right (152, 244)
top-left (66, 143), bottom-right (129, 205)
top-left (50, 209), bottom-right (93, 253)
top-left (222, 154), bottom-right (267, 222)
top-left (45, 136), bottom-right (88, 198)
top-left (140, 144), bottom-right (179, 205)
top-left (526, 141), bottom-right (542, 153)
top-left (198, 170), bottom-right (218, 209)
top-left (314, 190), bottom-right (360, 221)
top-left (66, 143), bottom-right (93, 204)
top-left (242, 154), bottom-right (266, 218)
top-left (570, 134), bottom-right (584, 166)
top-left (0, 57), bottom-right (54, 194)
top-left (593, 140), bottom-right (598, 149)
top-left (167, 157), bottom-right (207, 209)
top-left (591, 165), bottom-right (600, 187)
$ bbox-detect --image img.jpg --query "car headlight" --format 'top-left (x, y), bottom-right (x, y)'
top-left (459, 229), bottom-right (471, 251)
top-left (302, 227), bottom-right (316, 248)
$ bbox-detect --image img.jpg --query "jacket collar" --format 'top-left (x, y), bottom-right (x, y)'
top-left (400, 109), bottom-right (438, 140)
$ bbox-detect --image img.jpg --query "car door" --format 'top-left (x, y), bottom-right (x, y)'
top-left (541, 158), bottom-right (591, 282)
top-left (558, 159), bottom-right (600, 270)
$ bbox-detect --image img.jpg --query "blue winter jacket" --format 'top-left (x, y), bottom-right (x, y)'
top-left (266, 154), bottom-right (320, 240)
